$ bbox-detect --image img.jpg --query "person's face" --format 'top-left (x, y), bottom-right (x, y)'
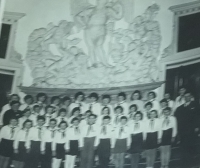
top-left (133, 93), bottom-right (140, 100)
top-left (103, 98), bottom-right (110, 105)
top-left (25, 98), bottom-right (33, 105)
top-left (77, 95), bottom-right (83, 102)
top-left (11, 96), bottom-right (19, 101)
top-left (118, 96), bottom-right (125, 102)
top-left (53, 99), bottom-right (60, 105)
top-left (85, 112), bottom-right (91, 118)
top-left (161, 102), bottom-right (167, 108)
top-left (49, 121), bottom-right (57, 129)
top-left (34, 107), bottom-right (41, 113)
top-left (39, 96), bottom-right (46, 102)
top-left (37, 119), bottom-right (45, 127)
top-left (91, 97), bottom-right (97, 103)
top-left (24, 110), bottom-right (31, 118)
top-left (146, 105), bottom-right (152, 111)
top-left (179, 88), bottom-right (186, 96)
top-left (73, 120), bottom-right (79, 127)
top-left (10, 119), bottom-right (18, 126)
top-left (103, 119), bottom-right (110, 125)
top-left (47, 107), bottom-right (53, 114)
top-left (148, 93), bottom-right (154, 100)
top-left (11, 103), bottom-right (20, 111)
top-left (121, 119), bottom-right (127, 125)
top-left (150, 111), bottom-right (156, 119)
top-left (24, 122), bottom-right (32, 129)
top-left (88, 116), bottom-right (95, 124)
top-left (60, 123), bottom-right (67, 130)
top-left (115, 108), bottom-right (122, 115)
top-left (184, 93), bottom-right (191, 103)
top-left (64, 100), bottom-right (70, 106)
top-left (135, 114), bottom-right (141, 122)
top-left (163, 110), bottom-right (170, 117)
top-left (102, 108), bottom-right (109, 115)
top-left (164, 93), bottom-right (170, 100)
top-left (60, 112), bottom-right (66, 117)
top-left (74, 110), bottom-right (80, 117)
top-left (130, 107), bottom-right (137, 113)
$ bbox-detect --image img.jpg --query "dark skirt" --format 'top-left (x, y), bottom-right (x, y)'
top-left (129, 133), bottom-right (143, 154)
top-left (161, 128), bottom-right (173, 146)
top-left (0, 139), bottom-right (14, 157)
top-left (145, 132), bottom-right (158, 149)
top-left (97, 139), bottom-right (111, 155)
top-left (13, 141), bottom-right (27, 162)
top-left (56, 143), bottom-right (65, 160)
top-left (27, 141), bottom-right (41, 162)
top-left (42, 142), bottom-right (52, 162)
top-left (67, 140), bottom-right (79, 156)
top-left (113, 138), bottom-right (127, 153)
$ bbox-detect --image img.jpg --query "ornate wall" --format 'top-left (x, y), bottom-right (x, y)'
top-left (25, 1), bottom-right (161, 89)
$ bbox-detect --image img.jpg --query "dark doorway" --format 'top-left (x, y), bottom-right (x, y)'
top-left (165, 62), bottom-right (200, 103)
top-left (0, 73), bottom-right (14, 111)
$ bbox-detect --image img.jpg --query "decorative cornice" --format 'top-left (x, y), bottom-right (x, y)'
top-left (19, 81), bottom-right (165, 97)
top-left (169, 1), bottom-right (200, 14)
top-left (3, 11), bottom-right (25, 22)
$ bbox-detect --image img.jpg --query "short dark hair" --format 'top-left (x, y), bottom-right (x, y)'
top-left (33, 104), bottom-right (40, 110)
top-left (129, 104), bottom-right (138, 111)
top-left (22, 119), bottom-right (32, 128)
top-left (150, 110), bottom-right (158, 118)
top-left (71, 117), bottom-right (79, 124)
top-left (102, 94), bottom-right (111, 102)
top-left (85, 110), bottom-right (92, 115)
top-left (89, 114), bottom-right (96, 118)
top-left (160, 98), bottom-right (168, 104)
top-left (71, 107), bottom-right (80, 116)
top-left (36, 93), bottom-right (47, 101)
top-left (10, 100), bottom-right (21, 106)
top-left (145, 102), bottom-right (153, 108)
top-left (74, 92), bottom-right (85, 101)
top-left (24, 95), bottom-right (34, 102)
top-left (89, 92), bottom-right (99, 101)
top-left (49, 118), bottom-right (57, 123)
top-left (10, 94), bottom-right (20, 100)
top-left (37, 116), bottom-right (45, 121)
top-left (148, 91), bottom-right (157, 98)
top-left (118, 92), bottom-right (126, 100)
top-left (131, 90), bottom-right (142, 100)
top-left (9, 117), bottom-right (18, 122)
top-left (58, 108), bottom-right (67, 116)
top-left (101, 106), bottom-right (110, 115)
top-left (120, 116), bottom-right (127, 121)
top-left (103, 115), bottom-right (111, 120)
top-left (51, 96), bottom-right (60, 104)
top-left (114, 106), bottom-right (124, 113)
top-left (58, 121), bottom-right (68, 127)
top-left (163, 107), bottom-right (172, 112)
top-left (134, 111), bottom-right (143, 120)
top-left (62, 96), bottom-right (71, 103)
top-left (45, 105), bottom-right (54, 112)
top-left (23, 108), bottom-right (31, 114)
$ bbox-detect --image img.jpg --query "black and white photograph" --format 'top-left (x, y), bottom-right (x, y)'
top-left (0, 0), bottom-right (200, 168)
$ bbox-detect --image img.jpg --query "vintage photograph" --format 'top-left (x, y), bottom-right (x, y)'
top-left (0, 0), bottom-right (200, 168)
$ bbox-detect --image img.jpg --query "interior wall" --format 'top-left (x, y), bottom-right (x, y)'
top-left (3, 0), bottom-right (196, 89)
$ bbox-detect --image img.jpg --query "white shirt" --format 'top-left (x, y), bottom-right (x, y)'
top-left (80, 124), bottom-right (98, 147)
top-left (112, 124), bottom-right (131, 148)
top-left (112, 114), bottom-right (123, 127)
top-left (130, 100), bottom-right (144, 112)
top-left (101, 104), bottom-right (114, 116)
top-left (13, 129), bottom-right (30, 149)
top-left (0, 104), bottom-right (10, 125)
top-left (87, 102), bottom-right (101, 116)
top-left (41, 127), bottom-right (57, 151)
top-left (19, 104), bottom-right (33, 111)
top-left (160, 116), bottom-right (177, 138)
top-left (114, 101), bottom-right (129, 115)
top-left (167, 100), bottom-right (174, 109)
top-left (65, 126), bottom-right (81, 150)
top-left (149, 99), bottom-right (160, 111)
top-left (69, 102), bottom-right (87, 115)
top-left (129, 121), bottom-right (146, 140)
top-left (0, 125), bottom-right (20, 141)
top-left (144, 118), bottom-right (162, 139)
top-left (44, 113), bottom-right (57, 126)
top-left (52, 129), bottom-right (68, 151)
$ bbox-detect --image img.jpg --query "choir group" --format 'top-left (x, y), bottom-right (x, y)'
top-left (0, 87), bottom-right (198, 168)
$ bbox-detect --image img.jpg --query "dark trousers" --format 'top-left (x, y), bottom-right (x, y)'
top-left (98, 139), bottom-right (110, 168)
top-left (180, 144), bottom-right (195, 168)
top-left (80, 137), bottom-right (95, 168)
top-left (41, 143), bottom-right (52, 168)
top-left (130, 153), bottom-right (140, 168)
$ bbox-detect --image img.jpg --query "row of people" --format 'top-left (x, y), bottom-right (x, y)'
top-left (0, 107), bottom-right (176, 168)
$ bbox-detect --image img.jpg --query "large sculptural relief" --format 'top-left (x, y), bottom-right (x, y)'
top-left (25, 0), bottom-right (161, 89)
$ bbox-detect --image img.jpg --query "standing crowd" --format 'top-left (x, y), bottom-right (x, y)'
top-left (0, 87), bottom-right (199, 168)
